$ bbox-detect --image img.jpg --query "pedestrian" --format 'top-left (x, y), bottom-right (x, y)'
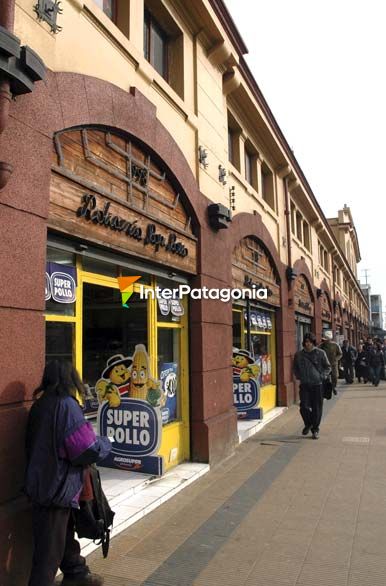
top-left (368, 341), bottom-right (385, 387)
top-left (355, 343), bottom-right (368, 383)
top-left (341, 340), bottom-right (357, 384)
top-left (319, 331), bottom-right (342, 395)
top-left (294, 332), bottom-right (331, 439)
top-left (25, 360), bottom-right (112, 586)
top-left (381, 338), bottom-right (386, 380)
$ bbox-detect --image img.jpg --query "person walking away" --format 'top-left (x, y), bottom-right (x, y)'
top-left (381, 338), bottom-right (386, 380)
top-left (319, 331), bottom-right (342, 395)
top-left (294, 332), bottom-right (331, 439)
top-left (341, 340), bottom-right (357, 384)
top-left (25, 360), bottom-right (112, 586)
top-left (355, 343), bottom-right (368, 383)
top-left (368, 341), bottom-right (385, 387)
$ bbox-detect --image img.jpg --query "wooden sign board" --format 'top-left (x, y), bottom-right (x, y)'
top-left (334, 301), bottom-right (343, 326)
top-left (49, 128), bottom-right (197, 274)
top-left (232, 237), bottom-right (280, 307)
top-left (293, 274), bottom-right (314, 316)
top-left (321, 292), bottom-right (332, 322)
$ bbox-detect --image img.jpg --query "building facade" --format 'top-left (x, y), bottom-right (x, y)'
top-left (0, 1), bottom-right (369, 583)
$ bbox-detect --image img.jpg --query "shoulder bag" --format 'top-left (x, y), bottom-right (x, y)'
top-left (303, 351), bottom-right (333, 400)
top-left (73, 465), bottom-right (115, 558)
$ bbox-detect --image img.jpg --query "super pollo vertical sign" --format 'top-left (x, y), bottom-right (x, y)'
top-left (96, 344), bottom-right (164, 475)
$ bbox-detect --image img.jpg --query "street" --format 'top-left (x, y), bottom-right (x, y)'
top-left (87, 381), bottom-right (386, 586)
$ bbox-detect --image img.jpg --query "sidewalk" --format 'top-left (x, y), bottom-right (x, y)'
top-left (86, 381), bottom-right (386, 586)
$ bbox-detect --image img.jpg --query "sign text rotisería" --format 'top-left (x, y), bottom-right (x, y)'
top-left (76, 194), bottom-right (188, 257)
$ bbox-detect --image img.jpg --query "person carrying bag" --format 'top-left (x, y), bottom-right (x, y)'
top-left (293, 333), bottom-right (331, 439)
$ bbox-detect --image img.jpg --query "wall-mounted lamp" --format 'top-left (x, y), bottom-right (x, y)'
top-left (218, 165), bottom-right (227, 185)
top-left (229, 185), bottom-right (236, 211)
top-left (286, 266), bottom-right (297, 282)
top-left (198, 146), bottom-right (208, 168)
top-left (207, 203), bottom-right (232, 230)
top-left (34, 0), bottom-right (63, 33)
top-left (316, 288), bottom-right (323, 298)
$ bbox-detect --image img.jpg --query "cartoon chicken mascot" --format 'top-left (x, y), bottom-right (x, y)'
top-left (96, 354), bottom-right (132, 408)
top-left (129, 344), bottom-right (164, 407)
top-left (232, 348), bottom-right (260, 382)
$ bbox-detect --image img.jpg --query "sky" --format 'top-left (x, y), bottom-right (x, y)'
top-left (224, 0), bottom-right (386, 317)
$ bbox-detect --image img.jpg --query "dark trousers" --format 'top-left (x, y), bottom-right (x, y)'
top-left (331, 365), bottom-right (338, 389)
top-left (299, 384), bottom-right (324, 432)
top-left (28, 505), bottom-right (88, 586)
top-left (343, 363), bottom-right (354, 383)
top-left (369, 365), bottom-right (383, 386)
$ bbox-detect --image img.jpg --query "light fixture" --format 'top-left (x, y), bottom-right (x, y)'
top-left (198, 146), bottom-right (208, 168)
top-left (218, 165), bottom-right (227, 185)
top-left (207, 203), bottom-right (232, 230)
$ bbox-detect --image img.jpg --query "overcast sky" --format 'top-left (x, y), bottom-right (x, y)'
top-left (225, 0), bottom-right (385, 315)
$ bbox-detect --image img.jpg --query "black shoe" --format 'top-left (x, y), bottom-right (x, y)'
top-left (61, 573), bottom-right (104, 586)
top-left (312, 431), bottom-right (319, 440)
top-left (302, 426), bottom-right (310, 436)
top-left (333, 388), bottom-right (337, 395)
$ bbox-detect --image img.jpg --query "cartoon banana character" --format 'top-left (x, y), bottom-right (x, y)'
top-left (129, 344), bottom-right (164, 407)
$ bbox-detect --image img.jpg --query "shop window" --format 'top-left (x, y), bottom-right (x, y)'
top-left (47, 248), bottom-right (75, 265)
top-left (82, 256), bottom-right (118, 278)
top-left (82, 283), bottom-right (147, 390)
top-left (232, 310), bottom-right (242, 350)
top-left (46, 248), bottom-right (77, 317)
top-left (157, 328), bottom-right (180, 423)
top-left (232, 306), bottom-right (275, 387)
top-left (143, 3), bottom-right (184, 98)
top-left (261, 162), bottom-right (275, 210)
top-left (46, 322), bottom-right (75, 364)
top-left (155, 277), bottom-right (185, 323)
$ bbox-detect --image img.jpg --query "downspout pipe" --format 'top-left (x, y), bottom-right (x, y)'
top-left (0, 0), bottom-right (15, 189)
top-left (283, 176), bottom-right (293, 283)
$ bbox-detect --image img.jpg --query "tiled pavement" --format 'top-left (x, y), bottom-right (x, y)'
top-left (86, 381), bottom-right (386, 586)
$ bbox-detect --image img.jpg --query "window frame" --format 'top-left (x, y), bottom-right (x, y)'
top-left (93, 0), bottom-right (117, 21)
top-left (244, 148), bottom-right (253, 186)
top-left (144, 9), bottom-right (169, 82)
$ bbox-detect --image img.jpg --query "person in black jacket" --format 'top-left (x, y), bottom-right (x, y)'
top-left (25, 360), bottom-right (111, 586)
top-left (294, 332), bottom-right (331, 439)
top-left (368, 342), bottom-right (385, 387)
top-left (341, 340), bottom-right (357, 384)
top-left (355, 343), bottom-right (368, 383)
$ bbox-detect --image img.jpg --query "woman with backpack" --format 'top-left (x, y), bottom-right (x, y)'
top-left (25, 360), bottom-right (111, 586)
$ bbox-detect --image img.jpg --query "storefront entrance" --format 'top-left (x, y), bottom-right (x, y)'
top-left (45, 244), bottom-right (190, 472)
